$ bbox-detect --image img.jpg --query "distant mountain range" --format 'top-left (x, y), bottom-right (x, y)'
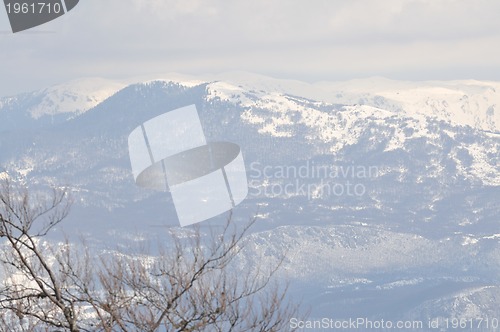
top-left (0, 73), bottom-right (499, 325)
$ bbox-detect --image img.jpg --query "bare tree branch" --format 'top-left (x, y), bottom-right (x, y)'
top-left (0, 179), bottom-right (300, 331)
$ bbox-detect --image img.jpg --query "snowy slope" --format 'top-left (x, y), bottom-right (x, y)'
top-left (0, 74), bottom-right (498, 325)
top-left (0, 78), bottom-right (126, 121)
top-left (237, 224), bottom-right (500, 319)
top-left (208, 73), bottom-right (500, 132)
top-left (206, 80), bottom-right (500, 186)
top-left (319, 78), bottom-right (500, 133)
top-left (28, 78), bottom-right (127, 118)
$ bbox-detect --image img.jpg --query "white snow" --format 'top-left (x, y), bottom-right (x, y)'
top-left (205, 77), bottom-right (500, 184)
top-left (207, 73), bottom-right (500, 132)
top-left (483, 234), bottom-right (500, 240)
top-left (27, 78), bottom-right (127, 119)
top-left (461, 236), bottom-right (479, 246)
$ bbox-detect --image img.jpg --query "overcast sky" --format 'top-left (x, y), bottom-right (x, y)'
top-left (1, 0), bottom-right (500, 96)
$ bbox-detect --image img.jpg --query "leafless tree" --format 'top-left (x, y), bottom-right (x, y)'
top-left (89, 221), bottom-right (296, 332)
top-left (0, 180), bottom-right (299, 331)
top-left (0, 180), bottom-right (79, 331)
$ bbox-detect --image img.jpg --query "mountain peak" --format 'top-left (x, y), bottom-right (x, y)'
top-left (28, 77), bottom-right (127, 119)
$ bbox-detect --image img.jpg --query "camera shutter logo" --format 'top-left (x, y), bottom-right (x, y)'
top-left (4, 0), bottom-right (79, 33)
top-left (128, 105), bottom-right (248, 227)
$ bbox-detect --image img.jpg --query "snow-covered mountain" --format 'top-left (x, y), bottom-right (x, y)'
top-left (0, 78), bottom-right (126, 131)
top-left (317, 77), bottom-right (500, 133)
top-left (0, 74), bottom-right (498, 326)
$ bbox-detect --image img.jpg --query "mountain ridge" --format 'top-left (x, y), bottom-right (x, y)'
top-left (0, 74), bottom-right (498, 323)
top-left (2, 74), bottom-right (499, 132)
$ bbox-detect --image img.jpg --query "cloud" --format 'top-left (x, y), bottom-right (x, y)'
top-left (0, 0), bottom-right (499, 95)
